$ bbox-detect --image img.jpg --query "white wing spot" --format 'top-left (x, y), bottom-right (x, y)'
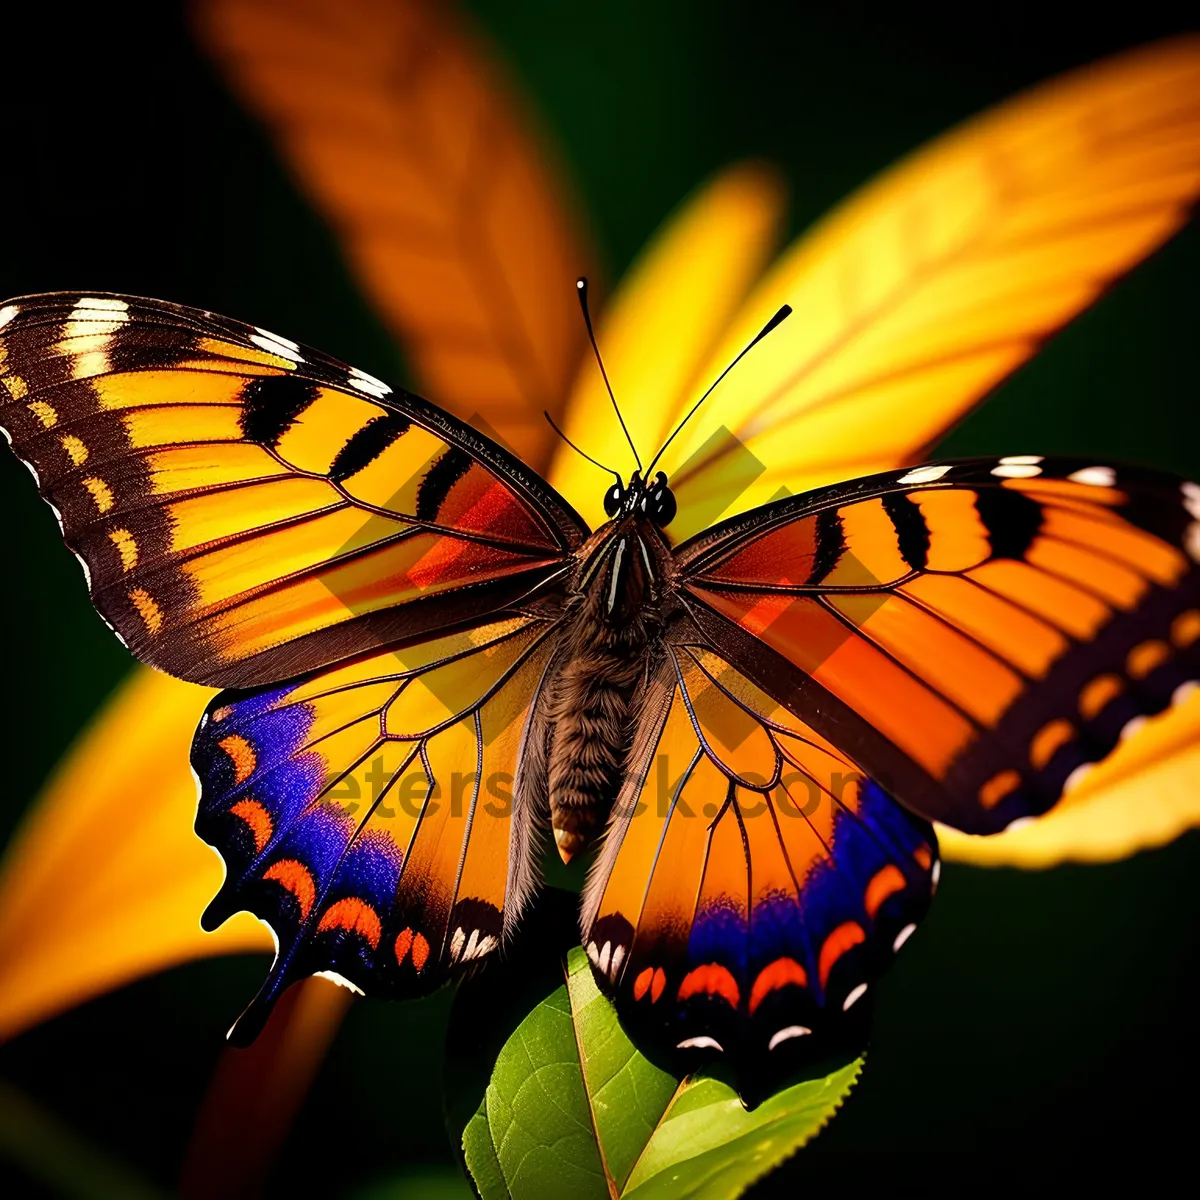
top-left (1068, 466), bottom-right (1116, 487)
top-left (842, 982), bottom-right (869, 1011)
top-left (598, 941), bottom-right (612, 975)
top-left (992, 463), bottom-right (1042, 479)
top-left (450, 926), bottom-right (466, 962)
top-left (0, 304), bottom-right (18, 329)
top-left (73, 551), bottom-right (93, 589)
top-left (76, 297), bottom-right (129, 312)
top-left (768, 1025), bottom-right (812, 1051)
top-left (610, 944), bottom-right (626, 979)
top-left (250, 331), bottom-right (302, 362)
top-left (1172, 681), bottom-right (1199, 707)
top-left (898, 464), bottom-right (951, 485)
top-left (892, 923), bottom-right (917, 954)
top-left (676, 1035), bottom-right (723, 1052)
top-left (254, 326), bottom-right (299, 351)
top-left (1182, 481), bottom-right (1200, 520)
top-left (930, 859), bottom-right (941, 891)
top-left (1186, 522), bottom-right (1200, 563)
top-left (348, 366), bottom-right (391, 398)
top-left (999, 455), bottom-right (1044, 466)
top-left (586, 940), bottom-right (600, 965)
top-left (463, 929), bottom-right (480, 961)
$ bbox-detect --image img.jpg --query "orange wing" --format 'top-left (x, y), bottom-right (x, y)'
top-left (0, 293), bottom-right (586, 688)
top-left (678, 457), bottom-right (1200, 834)
top-left (196, 0), bottom-right (596, 471)
top-left (193, 612), bottom-right (562, 1042)
top-left (581, 637), bottom-right (936, 1099)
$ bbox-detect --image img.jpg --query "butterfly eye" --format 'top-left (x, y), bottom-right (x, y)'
top-left (603, 482), bottom-right (624, 517)
top-left (641, 473), bottom-right (677, 527)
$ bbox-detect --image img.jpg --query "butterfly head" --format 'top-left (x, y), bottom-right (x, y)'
top-left (603, 470), bottom-right (677, 528)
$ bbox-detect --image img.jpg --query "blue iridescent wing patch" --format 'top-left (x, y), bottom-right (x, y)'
top-left (193, 614), bottom-right (560, 1042)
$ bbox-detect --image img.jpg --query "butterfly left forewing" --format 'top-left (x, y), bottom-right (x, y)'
top-left (0, 293), bottom-right (585, 688)
top-left (581, 632), bottom-right (935, 1097)
top-left (678, 458), bottom-right (1200, 835)
top-left (193, 610), bottom-right (562, 1042)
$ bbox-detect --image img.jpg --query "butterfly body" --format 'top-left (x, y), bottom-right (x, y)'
top-left (4, 291), bottom-right (1200, 1098)
top-left (539, 508), bottom-right (674, 861)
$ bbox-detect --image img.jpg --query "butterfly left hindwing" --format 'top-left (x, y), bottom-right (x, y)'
top-left (193, 611), bottom-right (563, 1042)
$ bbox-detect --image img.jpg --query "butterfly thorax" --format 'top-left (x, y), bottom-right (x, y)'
top-left (541, 516), bottom-right (676, 863)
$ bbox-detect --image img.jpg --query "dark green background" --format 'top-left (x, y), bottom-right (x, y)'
top-left (0, 1), bottom-right (1197, 1195)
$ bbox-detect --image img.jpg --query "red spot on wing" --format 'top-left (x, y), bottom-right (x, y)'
top-left (411, 932), bottom-right (430, 972)
top-left (678, 963), bottom-right (741, 1009)
top-left (864, 864), bottom-right (907, 919)
top-left (395, 927), bottom-right (414, 965)
top-left (229, 798), bottom-right (273, 854)
top-left (748, 957), bottom-right (808, 1015)
top-left (316, 897), bottom-right (382, 949)
top-left (440, 470), bottom-right (556, 549)
top-left (403, 536), bottom-right (547, 592)
top-left (262, 859), bottom-right (316, 920)
top-left (633, 967), bottom-right (654, 1001)
top-left (219, 734), bottom-right (257, 785)
top-left (819, 922), bottom-right (866, 989)
top-left (651, 967), bottom-right (666, 1003)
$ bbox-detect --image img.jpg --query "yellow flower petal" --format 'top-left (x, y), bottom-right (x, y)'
top-left (548, 162), bottom-right (787, 526)
top-left (0, 667), bottom-right (270, 1042)
top-left (666, 38), bottom-right (1200, 538)
top-left (940, 691), bottom-right (1200, 867)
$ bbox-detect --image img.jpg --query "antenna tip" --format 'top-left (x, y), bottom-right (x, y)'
top-left (576, 277), bottom-right (587, 290)
top-left (754, 303), bottom-right (792, 341)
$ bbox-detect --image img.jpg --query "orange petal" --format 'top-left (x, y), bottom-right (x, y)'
top-left (195, 0), bottom-right (597, 474)
top-left (178, 976), bottom-right (353, 1199)
top-left (0, 667), bottom-right (270, 1042)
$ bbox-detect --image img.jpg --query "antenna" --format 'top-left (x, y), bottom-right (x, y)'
top-left (645, 304), bottom-right (791, 479)
top-left (544, 410), bottom-right (622, 481)
top-left (576, 277), bottom-right (642, 471)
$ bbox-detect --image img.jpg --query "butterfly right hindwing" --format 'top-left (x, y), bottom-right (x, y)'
top-left (581, 629), bottom-right (936, 1097)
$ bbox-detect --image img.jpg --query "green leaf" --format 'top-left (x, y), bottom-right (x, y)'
top-left (455, 924), bottom-right (861, 1200)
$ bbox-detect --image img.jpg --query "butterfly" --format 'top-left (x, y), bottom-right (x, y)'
top-left (2, 283), bottom-right (1199, 1099)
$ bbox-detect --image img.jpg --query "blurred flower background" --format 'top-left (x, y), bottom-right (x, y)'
top-left (0, 1), bottom-right (1199, 1195)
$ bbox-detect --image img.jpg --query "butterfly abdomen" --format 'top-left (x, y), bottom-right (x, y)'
top-left (546, 525), bottom-right (670, 862)
top-left (546, 646), bottom-right (643, 861)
